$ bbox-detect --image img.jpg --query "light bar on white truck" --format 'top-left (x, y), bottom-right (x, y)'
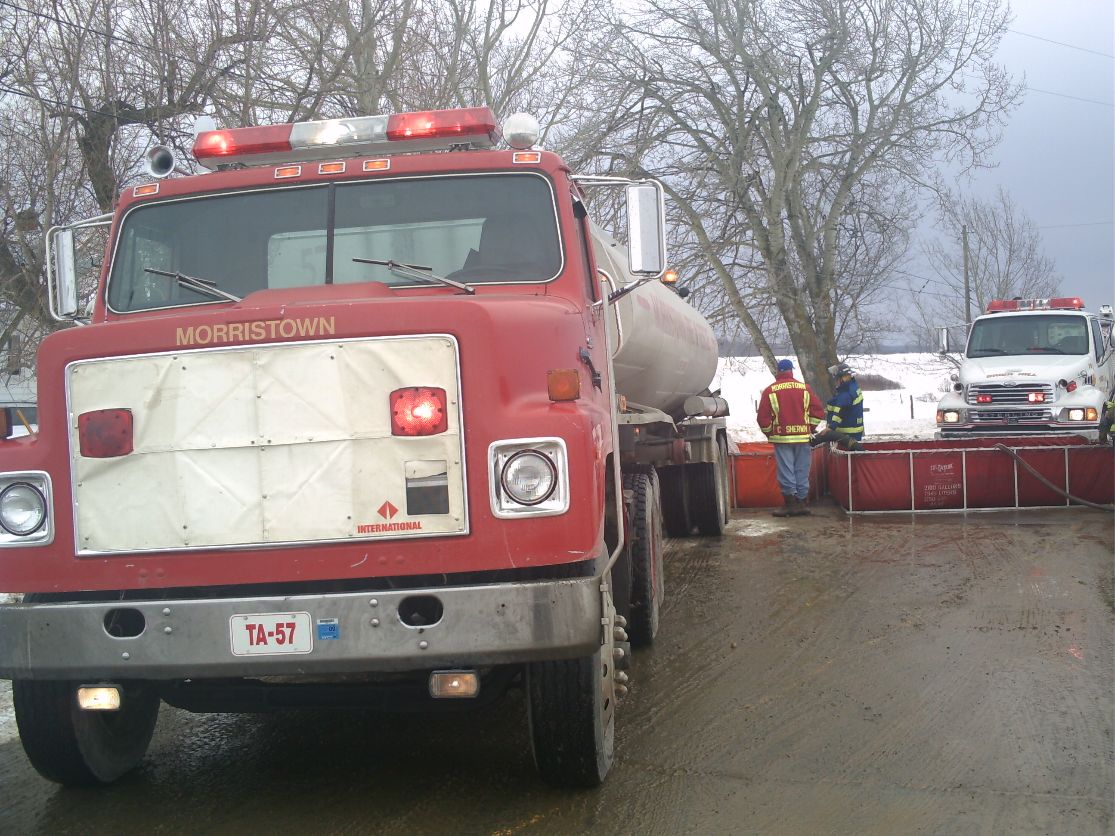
top-left (192, 107), bottom-right (502, 170)
top-left (986, 297), bottom-right (1084, 313)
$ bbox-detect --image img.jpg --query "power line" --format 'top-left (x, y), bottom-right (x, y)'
top-left (1025, 86), bottom-right (1113, 108)
top-left (1036, 220), bottom-right (1113, 230)
top-left (1007, 28), bottom-right (1114, 60)
top-left (0, 0), bottom-right (252, 83)
top-left (0, 0), bottom-right (144, 48)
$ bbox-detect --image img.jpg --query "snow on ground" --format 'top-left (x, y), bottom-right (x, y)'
top-left (715, 352), bottom-right (954, 442)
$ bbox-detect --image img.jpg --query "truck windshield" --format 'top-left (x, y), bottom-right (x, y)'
top-left (966, 314), bottom-right (1090, 357)
top-left (106, 173), bottom-right (562, 312)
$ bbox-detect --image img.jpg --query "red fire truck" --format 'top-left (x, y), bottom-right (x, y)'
top-left (0, 107), bottom-right (730, 787)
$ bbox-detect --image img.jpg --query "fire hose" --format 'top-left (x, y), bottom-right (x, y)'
top-left (993, 443), bottom-right (1114, 512)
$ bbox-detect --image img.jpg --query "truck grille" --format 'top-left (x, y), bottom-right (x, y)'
top-left (966, 383), bottom-right (1054, 406)
top-left (969, 408), bottom-right (1053, 423)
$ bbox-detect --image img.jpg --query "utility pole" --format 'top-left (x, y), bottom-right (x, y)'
top-left (961, 225), bottom-right (971, 326)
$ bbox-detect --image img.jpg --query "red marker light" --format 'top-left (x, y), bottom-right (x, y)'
top-left (386, 108), bottom-right (500, 142)
top-left (1027, 392), bottom-right (1046, 403)
top-left (1049, 297), bottom-right (1084, 310)
top-left (1066, 380), bottom-right (1078, 393)
top-left (977, 394), bottom-right (993, 404)
top-left (192, 125), bottom-right (295, 163)
top-left (78, 409), bottom-right (134, 458)
top-left (390, 387), bottom-right (448, 436)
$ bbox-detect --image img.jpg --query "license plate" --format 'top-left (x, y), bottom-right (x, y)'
top-left (230, 612), bottom-right (313, 656)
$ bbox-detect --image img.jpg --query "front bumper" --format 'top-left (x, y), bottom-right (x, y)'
top-left (0, 576), bottom-right (603, 680)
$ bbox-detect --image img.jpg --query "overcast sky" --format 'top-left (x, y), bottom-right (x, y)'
top-left (907, 0), bottom-right (1114, 313)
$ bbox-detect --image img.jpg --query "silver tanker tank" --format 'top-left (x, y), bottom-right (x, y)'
top-left (591, 227), bottom-right (720, 417)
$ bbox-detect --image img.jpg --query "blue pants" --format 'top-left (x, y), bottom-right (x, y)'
top-left (773, 443), bottom-right (812, 500)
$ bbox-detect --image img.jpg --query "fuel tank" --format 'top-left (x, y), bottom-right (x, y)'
top-left (591, 228), bottom-right (719, 416)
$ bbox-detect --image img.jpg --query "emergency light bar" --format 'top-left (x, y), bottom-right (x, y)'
top-left (986, 297), bottom-right (1084, 313)
top-left (192, 107), bottom-right (502, 170)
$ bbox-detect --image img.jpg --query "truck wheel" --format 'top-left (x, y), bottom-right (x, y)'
top-left (658, 465), bottom-right (691, 537)
top-left (692, 434), bottom-right (730, 536)
top-left (527, 643), bottom-right (616, 787)
top-left (623, 470), bottom-right (663, 646)
top-left (13, 679), bottom-right (160, 786)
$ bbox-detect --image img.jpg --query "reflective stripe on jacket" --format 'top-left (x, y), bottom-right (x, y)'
top-left (825, 380), bottom-right (864, 439)
top-left (757, 371), bottom-right (825, 443)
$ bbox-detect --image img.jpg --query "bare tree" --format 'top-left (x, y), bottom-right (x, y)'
top-left (921, 187), bottom-right (1060, 330)
top-left (573, 0), bottom-right (1021, 395)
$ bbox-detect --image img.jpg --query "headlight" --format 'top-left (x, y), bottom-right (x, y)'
top-left (489, 438), bottom-right (569, 518)
top-left (0, 482), bottom-right (47, 535)
top-left (937, 410), bottom-right (961, 424)
top-left (1065, 408), bottom-right (1098, 422)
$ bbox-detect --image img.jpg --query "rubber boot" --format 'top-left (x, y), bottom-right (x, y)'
top-left (771, 494), bottom-right (795, 517)
top-left (790, 496), bottom-right (812, 516)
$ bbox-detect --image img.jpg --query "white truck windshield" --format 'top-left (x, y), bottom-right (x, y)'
top-left (107, 173), bottom-right (562, 312)
top-left (966, 314), bottom-right (1090, 357)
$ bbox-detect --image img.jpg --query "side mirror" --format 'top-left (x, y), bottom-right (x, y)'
top-left (937, 326), bottom-right (950, 354)
top-left (52, 227), bottom-right (80, 318)
top-left (625, 182), bottom-right (665, 276)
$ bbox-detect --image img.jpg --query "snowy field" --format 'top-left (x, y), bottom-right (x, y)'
top-left (716, 352), bottom-right (953, 442)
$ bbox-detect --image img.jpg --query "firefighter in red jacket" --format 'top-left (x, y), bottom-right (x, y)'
top-left (757, 359), bottom-right (825, 516)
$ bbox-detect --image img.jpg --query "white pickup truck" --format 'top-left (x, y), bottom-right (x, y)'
top-left (936, 297), bottom-right (1115, 439)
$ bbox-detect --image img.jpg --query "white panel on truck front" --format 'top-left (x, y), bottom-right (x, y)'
top-left (66, 335), bottom-right (465, 553)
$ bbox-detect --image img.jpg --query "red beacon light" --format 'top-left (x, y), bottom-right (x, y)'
top-left (986, 297), bottom-right (1085, 313)
top-left (192, 107), bottom-right (502, 170)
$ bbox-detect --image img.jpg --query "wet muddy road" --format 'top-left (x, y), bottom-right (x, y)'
top-left (2, 505), bottom-right (1112, 835)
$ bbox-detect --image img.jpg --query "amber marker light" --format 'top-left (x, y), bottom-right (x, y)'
top-left (318, 161), bottom-right (346, 174)
top-left (662, 268), bottom-right (679, 285)
top-left (547, 369), bottom-right (581, 401)
top-left (274, 165), bottom-right (302, 179)
top-left (512, 151), bottom-right (542, 164)
top-left (363, 159), bottom-right (391, 171)
top-left (77, 685), bottom-right (121, 711)
top-left (429, 671), bottom-right (480, 699)
top-left (133, 184), bottom-right (160, 197)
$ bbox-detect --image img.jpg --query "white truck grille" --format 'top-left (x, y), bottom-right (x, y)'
top-left (66, 336), bottom-right (465, 553)
top-left (966, 383), bottom-right (1054, 406)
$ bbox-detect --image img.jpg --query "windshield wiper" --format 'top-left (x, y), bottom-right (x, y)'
top-left (970, 348), bottom-right (1006, 356)
top-left (352, 258), bottom-right (475, 295)
top-left (144, 268), bottom-right (242, 303)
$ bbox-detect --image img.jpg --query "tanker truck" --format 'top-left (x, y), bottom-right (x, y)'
top-left (0, 108), bottom-right (730, 789)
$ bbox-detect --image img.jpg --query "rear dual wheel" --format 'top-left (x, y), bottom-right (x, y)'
top-left (692, 434), bottom-right (730, 536)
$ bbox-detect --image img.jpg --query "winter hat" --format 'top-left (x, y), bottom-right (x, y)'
top-left (777, 359), bottom-right (794, 372)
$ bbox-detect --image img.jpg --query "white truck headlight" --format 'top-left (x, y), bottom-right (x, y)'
top-left (0, 472), bottom-right (54, 545)
top-left (489, 438), bottom-right (569, 518)
top-left (937, 410), bottom-right (961, 424)
top-left (0, 482), bottom-right (47, 535)
top-left (501, 451), bottom-right (557, 505)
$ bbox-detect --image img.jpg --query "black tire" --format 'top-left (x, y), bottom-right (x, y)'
top-left (623, 470), bottom-right (663, 646)
top-left (692, 434), bottom-right (730, 536)
top-left (13, 679), bottom-right (160, 786)
top-left (527, 644), bottom-right (615, 788)
top-left (658, 465), bottom-right (691, 537)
